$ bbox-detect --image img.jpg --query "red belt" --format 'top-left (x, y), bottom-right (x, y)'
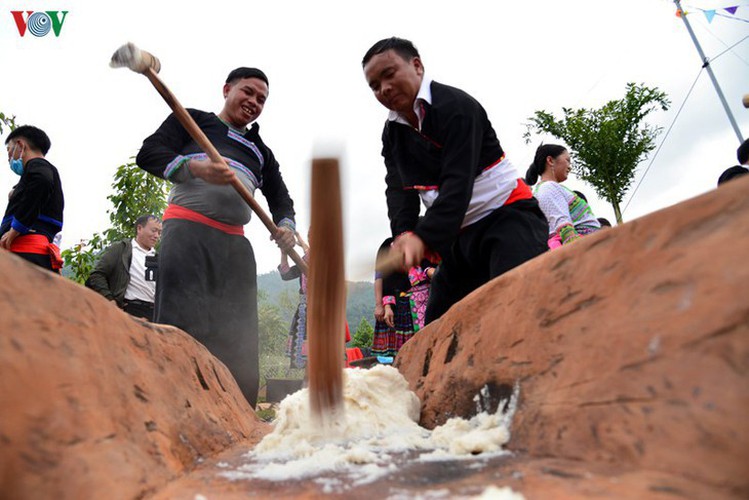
top-left (10, 234), bottom-right (63, 270)
top-left (163, 204), bottom-right (244, 236)
top-left (504, 178), bottom-right (533, 206)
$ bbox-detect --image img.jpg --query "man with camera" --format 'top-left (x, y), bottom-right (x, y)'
top-left (86, 214), bottom-right (162, 321)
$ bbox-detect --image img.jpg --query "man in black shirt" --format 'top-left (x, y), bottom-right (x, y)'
top-left (136, 67), bottom-right (296, 407)
top-left (2, 125), bottom-right (64, 272)
top-left (362, 37), bottom-right (548, 323)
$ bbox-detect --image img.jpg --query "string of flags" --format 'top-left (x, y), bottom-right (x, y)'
top-left (677, 3), bottom-right (749, 23)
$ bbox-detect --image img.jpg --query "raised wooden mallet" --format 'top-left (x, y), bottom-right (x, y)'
top-left (375, 247), bottom-right (406, 276)
top-left (110, 42), bottom-right (308, 274)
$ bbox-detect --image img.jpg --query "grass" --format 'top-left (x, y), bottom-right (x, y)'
top-left (256, 406), bottom-right (277, 422)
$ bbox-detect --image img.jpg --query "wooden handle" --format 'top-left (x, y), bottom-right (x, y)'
top-left (144, 68), bottom-right (308, 274)
top-left (307, 158), bottom-right (345, 417)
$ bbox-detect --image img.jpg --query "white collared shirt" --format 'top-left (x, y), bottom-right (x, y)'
top-left (124, 239), bottom-right (156, 302)
top-left (387, 75), bottom-right (433, 132)
top-left (386, 76), bottom-right (523, 228)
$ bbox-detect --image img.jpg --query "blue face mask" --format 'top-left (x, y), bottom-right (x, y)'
top-left (9, 158), bottom-right (23, 176)
top-left (8, 144), bottom-right (23, 176)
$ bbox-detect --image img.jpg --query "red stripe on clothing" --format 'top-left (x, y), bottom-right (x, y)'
top-left (504, 178), bottom-right (533, 206)
top-left (10, 234), bottom-right (63, 270)
top-left (418, 131), bottom-right (442, 149)
top-left (163, 204), bottom-right (245, 236)
top-left (481, 154), bottom-right (506, 172)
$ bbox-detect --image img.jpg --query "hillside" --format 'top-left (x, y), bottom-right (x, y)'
top-left (257, 270), bottom-right (375, 330)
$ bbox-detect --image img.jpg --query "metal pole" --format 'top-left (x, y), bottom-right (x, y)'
top-left (674, 0), bottom-right (744, 142)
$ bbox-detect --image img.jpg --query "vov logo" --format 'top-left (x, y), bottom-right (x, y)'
top-left (11, 11), bottom-right (69, 37)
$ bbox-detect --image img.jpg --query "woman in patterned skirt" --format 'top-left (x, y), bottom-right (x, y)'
top-left (278, 232), bottom-right (310, 368)
top-left (371, 238), bottom-right (436, 358)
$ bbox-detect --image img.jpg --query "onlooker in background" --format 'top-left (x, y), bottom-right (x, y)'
top-left (597, 217), bottom-right (612, 228)
top-left (371, 237), bottom-right (436, 359)
top-left (279, 231), bottom-right (352, 371)
top-left (278, 231), bottom-right (310, 369)
top-left (2, 125), bottom-right (64, 272)
top-left (737, 138), bottom-right (749, 166)
top-left (721, 139), bottom-right (749, 185)
top-left (525, 144), bottom-right (601, 249)
top-left (86, 214), bottom-right (162, 321)
top-left (717, 165), bottom-right (748, 186)
top-left (576, 190), bottom-right (612, 228)
top-left (372, 239), bottom-right (394, 355)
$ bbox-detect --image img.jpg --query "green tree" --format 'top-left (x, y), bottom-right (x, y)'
top-left (61, 233), bottom-right (106, 285)
top-left (277, 287), bottom-right (300, 323)
top-left (62, 160), bottom-right (169, 283)
top-left (350, 317), bottom-right (374, 349)
top-left (258, 290), bottom-right (288, 359)
top-left (257, 289), bottom-right (303, 387)
top-left (345, 281), bottom-right (374, 329)
top-left (0, 112), bottom-right (17, 134)
top-left (524, 82), bottom-right (670, 224)
top-left (104, 160), bottom-right (170, 242)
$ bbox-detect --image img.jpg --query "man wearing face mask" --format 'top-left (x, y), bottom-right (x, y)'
top-left (2, 125), bottom-right (64, 272)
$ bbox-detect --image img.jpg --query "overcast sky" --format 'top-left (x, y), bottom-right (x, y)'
top-left (2, 0), bottom-right (747, 281)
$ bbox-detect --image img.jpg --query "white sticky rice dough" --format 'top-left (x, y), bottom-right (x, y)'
top-left (473, 485), bottom-right (526, 499)
top-left (220, 365), bottom-right (519, 493)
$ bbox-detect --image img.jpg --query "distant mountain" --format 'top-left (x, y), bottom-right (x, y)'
top-left (257, 270), bottom-right (375, 329)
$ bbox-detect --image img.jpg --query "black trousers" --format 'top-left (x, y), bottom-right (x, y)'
top-left (15, 251), bottom-right (57, 272)
top-left (155, 219), bottom-right (259, 407)
top-left (425, 198), bottom-right (549, 324)
top-left (123, 299), bottom-right (155, 321)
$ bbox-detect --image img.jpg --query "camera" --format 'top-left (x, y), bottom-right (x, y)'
top-left (145, 254), bottom-right (158, 282)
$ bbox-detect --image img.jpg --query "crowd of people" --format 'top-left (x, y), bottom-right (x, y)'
top-left (3, 36), bottom-right (746, 407)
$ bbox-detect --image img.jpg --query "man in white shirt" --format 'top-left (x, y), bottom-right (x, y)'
top-left (86, 215), bottom-right (162, 320)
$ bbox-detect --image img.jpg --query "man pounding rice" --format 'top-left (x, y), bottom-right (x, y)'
top-left (136, 67), bottom-right (297, 407)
